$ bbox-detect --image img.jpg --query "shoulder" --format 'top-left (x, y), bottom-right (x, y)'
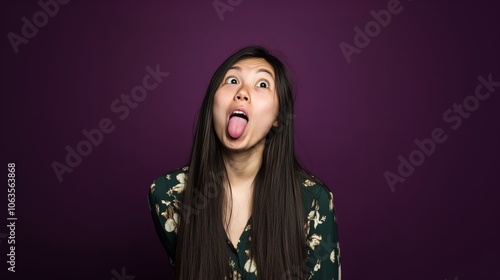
top-left (148, 165), bottom-right (189, 208)
top-left (147, 166), bottom-right (189, 260)
top-left (299, 174), bottom-right (335, 214)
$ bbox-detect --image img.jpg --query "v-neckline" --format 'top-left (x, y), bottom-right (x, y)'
top-left (226, 216), bottom-right (252, 250)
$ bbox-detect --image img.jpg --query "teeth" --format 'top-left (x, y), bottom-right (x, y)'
top-left (231, 110), bottom-right (248, 121)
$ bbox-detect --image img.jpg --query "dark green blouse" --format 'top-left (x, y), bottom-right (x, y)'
top-left (148, 166), bottom-right (341, 279)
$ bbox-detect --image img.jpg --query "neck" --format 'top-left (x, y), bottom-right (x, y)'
top-left (222, 142), bottom-right (264, 189)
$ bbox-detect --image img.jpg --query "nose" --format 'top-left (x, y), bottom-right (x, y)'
top-left (234, 85), bottom-right (250, 102)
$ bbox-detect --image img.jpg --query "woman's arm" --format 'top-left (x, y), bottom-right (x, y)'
top-left (305, 185), bottom-right (341, 280)
top-left (147, 175), bottom-right (179, 266)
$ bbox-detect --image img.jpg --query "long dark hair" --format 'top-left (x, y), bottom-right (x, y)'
top-left (176, 46), bottom-right (310, 279)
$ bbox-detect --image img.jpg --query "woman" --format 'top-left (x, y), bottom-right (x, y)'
top-left (148, 46), bottom-right (341, 279)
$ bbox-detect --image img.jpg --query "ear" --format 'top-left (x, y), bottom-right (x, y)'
top-left (272, 120), bottom-right (280, 127)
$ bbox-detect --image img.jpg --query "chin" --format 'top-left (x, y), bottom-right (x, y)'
top-left (223, 139), bottom-right (248, 151)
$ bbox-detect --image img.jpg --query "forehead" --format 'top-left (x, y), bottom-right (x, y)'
top-left (230, 58), bottom-right (275, 77)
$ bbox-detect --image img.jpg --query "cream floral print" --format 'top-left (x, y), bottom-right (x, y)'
top-left (307, 233), bottom-right (322, 250)
top-left (160, 200), bottom-right (179, 233)
top-left (244, 249), bottom-right (257, 276)
top-left (148, 166), bottom-right (341, 279)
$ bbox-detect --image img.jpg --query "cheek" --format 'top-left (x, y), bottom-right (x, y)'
top-left (212, 93), bottom-right (226, 129)
top-left (256, 97), bottom-right (279, 126)
top-left (265, 96), bottom-right (279, 119)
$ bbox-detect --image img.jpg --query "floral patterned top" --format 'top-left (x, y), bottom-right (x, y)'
top-left (147, 166), bottom-right (341, 279)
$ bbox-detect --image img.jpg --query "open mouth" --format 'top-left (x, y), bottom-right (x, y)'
top-left (227, 110), bottom-right (248, 139)
top-left (229, 110), bottom-right (248, 121)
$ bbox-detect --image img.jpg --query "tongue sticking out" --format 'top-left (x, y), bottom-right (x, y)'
top-left (227, 116), bottom-right (248, 139)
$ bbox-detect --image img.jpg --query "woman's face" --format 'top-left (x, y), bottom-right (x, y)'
top-left (213, 58), bottom-right (279, 152)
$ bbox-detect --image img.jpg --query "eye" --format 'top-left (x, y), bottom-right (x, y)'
top-left (225, 77), bottom-right (239, 84)
top-left (257, 80), bottom-right (269, 88)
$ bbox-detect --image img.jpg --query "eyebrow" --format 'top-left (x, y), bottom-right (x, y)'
top-left (229, 66), bottom-right (275, 79)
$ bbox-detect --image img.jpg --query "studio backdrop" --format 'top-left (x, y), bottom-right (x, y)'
top-left (1, 0), bottom-right (499, 279)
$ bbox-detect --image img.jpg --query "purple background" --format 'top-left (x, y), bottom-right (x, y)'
top-left (1, 0), bottom-right (499, 279)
